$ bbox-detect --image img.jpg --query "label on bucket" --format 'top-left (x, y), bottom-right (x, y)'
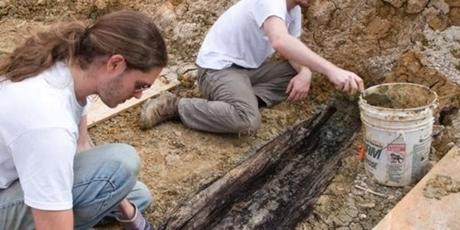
top-left (365, 141), bottom-right (383, 173)
top-left (364, 135), bottom-right (410, 186)
top-left (386, 138), bottom-right (406, 184)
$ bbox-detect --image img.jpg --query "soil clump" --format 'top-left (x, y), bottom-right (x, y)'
top-left (423, 174), bottom-right (460, 199)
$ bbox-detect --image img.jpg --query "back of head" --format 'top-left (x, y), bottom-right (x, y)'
top-left (0, 10), bottom-right (168, 82)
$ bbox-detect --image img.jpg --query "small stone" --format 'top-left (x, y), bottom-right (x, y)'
top-left (316, 195), bottom-right (330, 206)
top-left (406, 0), bottom-right (429, 13)
top-left (358, 202), bottom-right (376, 208)
top-left (428, 15), bottom-right (449, 30)
top-left (431, 147), bottom-right (437, 156)
top-left (350, 222), bottom-right (364, 230)
top-left (173, 131), bottom-right (182, 137)
top-left (94, 0), bottom-right (108, 10)
top-left (307, 1), bottom-right (336, 26)
top-left (345, 207), bottom-right (359, 218)
top-left (337, 212), bottom-right (353, 225)
top-left (432, 125), bottom-right (445, 136)
top-left (165, 154), bottom-right (180, 165)
top-left (359, 213), bottom-right (367, 219)
top-left (429, 0), bottom-right (451, 14)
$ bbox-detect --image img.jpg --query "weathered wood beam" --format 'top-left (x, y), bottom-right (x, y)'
top-left (161, 98), bottom-right (361, 230)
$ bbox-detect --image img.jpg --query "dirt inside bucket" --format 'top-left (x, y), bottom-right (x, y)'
top-left (363, 84), bottom-right (435, 109)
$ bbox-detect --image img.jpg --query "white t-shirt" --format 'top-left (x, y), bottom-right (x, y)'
top-left (196, 0), bottom-right (302, 70)
top-left (0, 62), bottom-right (84, 210)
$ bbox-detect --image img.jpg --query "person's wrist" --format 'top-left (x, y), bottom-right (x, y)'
top-left (323, 65), bottom-right (340, 79)
top-left (298, 67), bottom-right (311, 78)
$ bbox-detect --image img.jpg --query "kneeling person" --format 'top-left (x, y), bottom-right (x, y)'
top-left (140, 0), bottom-right (363, 135)
top-left (0, 10), bottom-right (167, 230)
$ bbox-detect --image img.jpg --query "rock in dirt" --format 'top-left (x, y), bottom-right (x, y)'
top-left (423, 174), bottom-right (460, 199)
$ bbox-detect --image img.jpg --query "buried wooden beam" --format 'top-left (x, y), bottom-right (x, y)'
top-left (161, 98), bottom-right (361, 230)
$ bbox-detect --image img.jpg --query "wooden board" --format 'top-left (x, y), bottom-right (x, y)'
top-left (374, 147), bottom-right (460, 230)
top-left (160, 99), bottom-right (362, 229)
top-left (87, 76), bottom-right (179, 127)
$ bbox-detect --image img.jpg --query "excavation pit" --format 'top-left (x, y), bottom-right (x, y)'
top-left (161, 98), bottom-right (361, 229)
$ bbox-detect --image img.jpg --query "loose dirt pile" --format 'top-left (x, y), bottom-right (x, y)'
top-left (1, 0), bottom-right (460, 229)
top-left (423, 174), bottom-right (460, 200)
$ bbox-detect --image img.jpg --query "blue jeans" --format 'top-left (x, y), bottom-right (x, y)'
top-left (0, 143), bottom-right (152, 230)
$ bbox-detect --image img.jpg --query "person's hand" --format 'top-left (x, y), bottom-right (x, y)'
top-left (326, 67), bottom-right (364, 94)
top-left (286, 69), bottom-right (312, 101)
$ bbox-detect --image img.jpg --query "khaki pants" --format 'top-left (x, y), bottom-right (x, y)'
top-left (178, 60), bottom-right (297, 134)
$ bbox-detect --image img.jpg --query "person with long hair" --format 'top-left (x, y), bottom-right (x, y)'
top-left (0, 10), bottom-right (167, 230)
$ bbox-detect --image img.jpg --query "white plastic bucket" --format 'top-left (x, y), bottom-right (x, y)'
top-left (359, 83), bottom-right (438, 186)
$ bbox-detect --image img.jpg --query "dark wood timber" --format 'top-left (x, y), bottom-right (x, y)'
top-left (161, 98), bottom-right (361, 230)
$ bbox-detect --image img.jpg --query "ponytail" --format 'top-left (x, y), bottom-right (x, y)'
top-left (0, 10), bottom-right (168, 82)
top-left (0, 22), bottom-right (86, 82)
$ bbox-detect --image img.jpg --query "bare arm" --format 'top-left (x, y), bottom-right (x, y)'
top-left (263, 16), bottom-right (364, 94)
top-left (288, 60), bottom-right (310, 77)
top-left (77, 115), bottom-right (94, 152)
top-left (32, 209), bottom-right (73, 230)
top-left (286, 59), bottom-right (312, 101)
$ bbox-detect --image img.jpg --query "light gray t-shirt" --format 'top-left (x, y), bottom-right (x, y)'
top-left (196, 0), bottom-right (302, 70)
top-left (0, 62), bottom-right (84, 210)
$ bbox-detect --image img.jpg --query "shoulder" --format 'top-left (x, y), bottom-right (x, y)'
top-left (0, 71), bottom-right (78, 137)
top-left (252, 0), bottom-right (288, 26)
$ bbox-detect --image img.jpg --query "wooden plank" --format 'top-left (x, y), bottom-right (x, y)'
top-left (87, 76), bottom-right (179, 127)
top-left (160, 99), bottom-right (361, 229)
top-left (374, 147), bottom-right (460, 230)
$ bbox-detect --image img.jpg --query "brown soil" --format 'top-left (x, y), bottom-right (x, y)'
top-left (363, 84), bottom-right (436, 109)
top-left (1, 0), bottom-right (460, 229)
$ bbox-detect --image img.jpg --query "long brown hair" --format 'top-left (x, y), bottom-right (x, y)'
top-left (0, 10), bottom-right (167, 82)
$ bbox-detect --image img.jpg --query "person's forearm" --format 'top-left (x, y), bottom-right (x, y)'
top-left (32, 208), bottom-right (73, 230)
top-left (274, 34), bottom-right (338, 75)
top-left (288, 60), bottom-right (312, 76)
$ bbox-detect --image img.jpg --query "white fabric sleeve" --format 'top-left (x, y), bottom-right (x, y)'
top-left (9, 128), bottom-right (76, 210)
top-left (253, 0), bottom-right (288, 28)
top-left (289, 6), bottom-right (302, 38)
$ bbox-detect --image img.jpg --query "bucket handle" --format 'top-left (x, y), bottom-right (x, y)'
top-left (382, 131), bottom-right (405, 152)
